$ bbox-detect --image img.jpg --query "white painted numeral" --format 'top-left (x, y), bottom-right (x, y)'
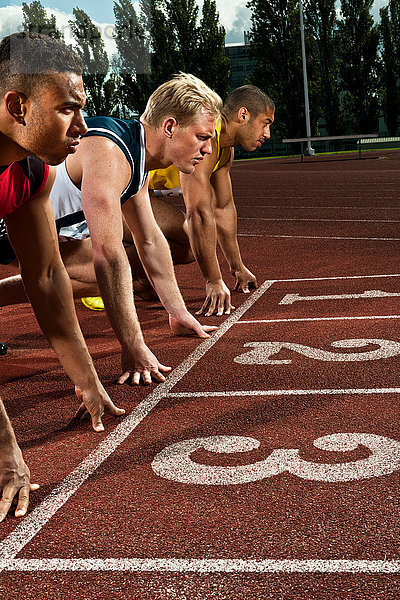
top-left (152, 433), bottom-right (400, 485)
top-left (233, 339), bottom-right (400, 365)
top-left (279, 289), bottom-right (400, 305)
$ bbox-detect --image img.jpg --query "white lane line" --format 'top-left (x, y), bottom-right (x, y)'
top-left (235, 204), bottom-right (400, 209)
top-left (0, 280), bottom-right (275, 568)
top-left (2, 558), bottom-right (400, 573)
top-left (240, 235), bottom-right (400, 241)
top-left (167, 388), bottom-right (400, 399)
top-left (240, 217), bottom-right (400, 223)
top-left (269, 273), bottom-right (400, 283)
top-left (237, 315), bottom-right (400, 324)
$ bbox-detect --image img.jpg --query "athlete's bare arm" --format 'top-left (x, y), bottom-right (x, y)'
top-left (76, 137), bottom-right (172, 385)
top-left (122, 179), bottom-right (217, 338)
top-left (211, 149), bottom-right (257, 293)
top-left (4, 170), bottom-right (124, 430)
top-left (180, 137), bottom-right (233, 317)
top-left (0, 398), bottom-right (39, 522)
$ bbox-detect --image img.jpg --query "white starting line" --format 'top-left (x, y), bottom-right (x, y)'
top-left (1, 558), bottom-right (400, 573)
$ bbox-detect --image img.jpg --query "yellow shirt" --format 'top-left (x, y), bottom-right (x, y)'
top-left (148, 120), bottom-right (231, 195)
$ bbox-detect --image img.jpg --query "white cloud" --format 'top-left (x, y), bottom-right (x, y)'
top-left (0, 5), bottom-right (117, 58)
top-left (0, 5), bottom-right (24, 39)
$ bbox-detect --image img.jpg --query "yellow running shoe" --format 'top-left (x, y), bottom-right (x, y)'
top-left (81, 296), bottom-right (105, 311)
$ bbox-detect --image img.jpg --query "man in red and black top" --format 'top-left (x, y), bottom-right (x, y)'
top-left (0, 32), bottom-right (124, 523)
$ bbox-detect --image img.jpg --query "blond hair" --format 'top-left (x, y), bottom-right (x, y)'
top-left (141, 73), bottom-right (222, 127)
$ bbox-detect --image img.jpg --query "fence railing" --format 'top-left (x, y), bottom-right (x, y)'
top-left (281, 134), bottom-right (379, 162)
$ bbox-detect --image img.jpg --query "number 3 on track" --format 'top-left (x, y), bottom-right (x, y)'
top-left (152, 433), bottom-right (400, 485)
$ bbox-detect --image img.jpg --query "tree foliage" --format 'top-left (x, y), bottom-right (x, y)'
top-left (247, 0), bottom-right (320, 139)
top-left (148, 0), bottom-right (229, 97)
top-left (304, 0), bottom-right (343, 135)
top-left (22, 0), bottom-right (63, 40)
top-left (196, 0), bottom-right (230, 98)
top-left (379, 0), bottom-right (400, 135)
top-left (113, 0), bottom-right (152, 116)
top-left (336, 0), bottom-right (380, 134)
top-left (69, 8), bottom-right (117, 117)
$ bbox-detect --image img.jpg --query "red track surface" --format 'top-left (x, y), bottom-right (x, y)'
top-left (1, 151), bottom-right (400, 599)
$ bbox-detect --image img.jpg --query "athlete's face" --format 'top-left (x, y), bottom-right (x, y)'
top-left (21, 72), bottom-right (87, 165)
top-left (167, 108), bottom-right (216, 174)
top-left (238, 108), bottom-right (274, 152)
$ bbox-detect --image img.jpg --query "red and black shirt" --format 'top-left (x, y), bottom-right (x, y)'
top-left (0, 155), bottom-right (49, 219)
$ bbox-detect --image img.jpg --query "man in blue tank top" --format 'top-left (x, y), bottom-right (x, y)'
top-left (0, 73), bottom-right (222, 386)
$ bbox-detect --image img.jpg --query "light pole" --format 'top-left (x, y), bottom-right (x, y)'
top-left (299, 0), bottom-right (314, 155)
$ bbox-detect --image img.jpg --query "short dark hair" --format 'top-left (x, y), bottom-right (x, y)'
top-left (222, 85), bottom-right (275, 120)
top-left (0, 31), bottom-right (83, 96)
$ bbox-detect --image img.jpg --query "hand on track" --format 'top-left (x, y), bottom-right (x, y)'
top-left (0, 445), bottom-right (39, 522)
top-left (74, 385), bottom-right (125, 432)
top-left (169, 314), bottom-right (218, 337)
top-left (196, 280), bottom-right (234, 317)
top-left (117, 344), bottom-right (172, 386)
top-left (233, 266), bottom-right (258, 293)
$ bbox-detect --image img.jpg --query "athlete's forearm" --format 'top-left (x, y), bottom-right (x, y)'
top-left (214, 202), bottom-right (245, 272)
top-left (0, 398), bottom-right (18, 449)
top-left (21, 262), bottom-right (100, 390)
top-left (135, 229), bottom-right (189, 317)
top-left (92, 245), bottom-right (145, 349)
top-left (0, 274), bottom-right (29, 306)
top-left (186, 208), bottom-right (223, 284)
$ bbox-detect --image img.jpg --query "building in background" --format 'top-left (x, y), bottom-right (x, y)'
top-left (225, 32), bottom-right (255, 91)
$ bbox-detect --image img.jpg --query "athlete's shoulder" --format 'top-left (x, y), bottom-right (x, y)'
top-left (85, 116), bottom-right (140, 135)
top-left (0, 155), bottom-right (49, 218)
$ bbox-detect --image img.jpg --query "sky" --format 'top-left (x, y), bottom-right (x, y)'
top-left (0, 0), bottom-right (390, 54)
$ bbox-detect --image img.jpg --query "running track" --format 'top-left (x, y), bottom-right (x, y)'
top-left (0, 151), bottom-right (400, 599)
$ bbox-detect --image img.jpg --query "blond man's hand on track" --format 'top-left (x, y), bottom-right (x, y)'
top-left (196, 280), bottom-right (234, 317)
top-left (0, 442), bottom-right (39, 522)
top-left (169, 314), bottom-right (218, 337)
top-left (117, 343), bottom-right (172, 386)
top-left (74, 385), bottom-right (125, 431)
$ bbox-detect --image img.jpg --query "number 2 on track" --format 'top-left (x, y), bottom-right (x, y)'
top-left (234, 339), bottom-right (400, 365)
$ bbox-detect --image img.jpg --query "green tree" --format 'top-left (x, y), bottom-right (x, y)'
top-left (247, 0), bottom-right (320, 139)
top-left (336, 0), bottom-right (380, 134)
top-left (165, 0), bottom-right (199, 73)
top-left (304, 0), bottom-right (343, 134)
top-left (147, 0), bottom-right (176, 88)
top-left (113, 0), bottom-right (152, 116)
top-left (22, 0), bottom-right (63, 39)
top-left (196, 0), bottom-right (230, 98)
top-left (69, 8), bottom-right (117, 117)
top-left (380, 1), bottom-right (400, 135)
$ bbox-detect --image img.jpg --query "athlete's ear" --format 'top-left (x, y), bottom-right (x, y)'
top-left (162, 117), bottom-right (178, 139)
top-left (237, 107), bottom-right (249, 124)
top-left (5, 90), bottom-right (28, 125)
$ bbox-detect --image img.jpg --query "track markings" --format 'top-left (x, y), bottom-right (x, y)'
top-left (1, 273), bottom-right (399, 574)
top-left (0, 280), bottom-right (275, 568)
top-left (152, 433), bottom-right (400, 484)
top-left (279, 289), bottom-right (400, 305)
top-left (2, 558), bottom-right (400, 573)
top-left (167, 387), bottom-right (400, 398)
top-left (244, 234), bottom-right (400, 241)
top-left (238, 315), bottom-right (400, 324)
top-left (240, 217), bottom-right (400, 223)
